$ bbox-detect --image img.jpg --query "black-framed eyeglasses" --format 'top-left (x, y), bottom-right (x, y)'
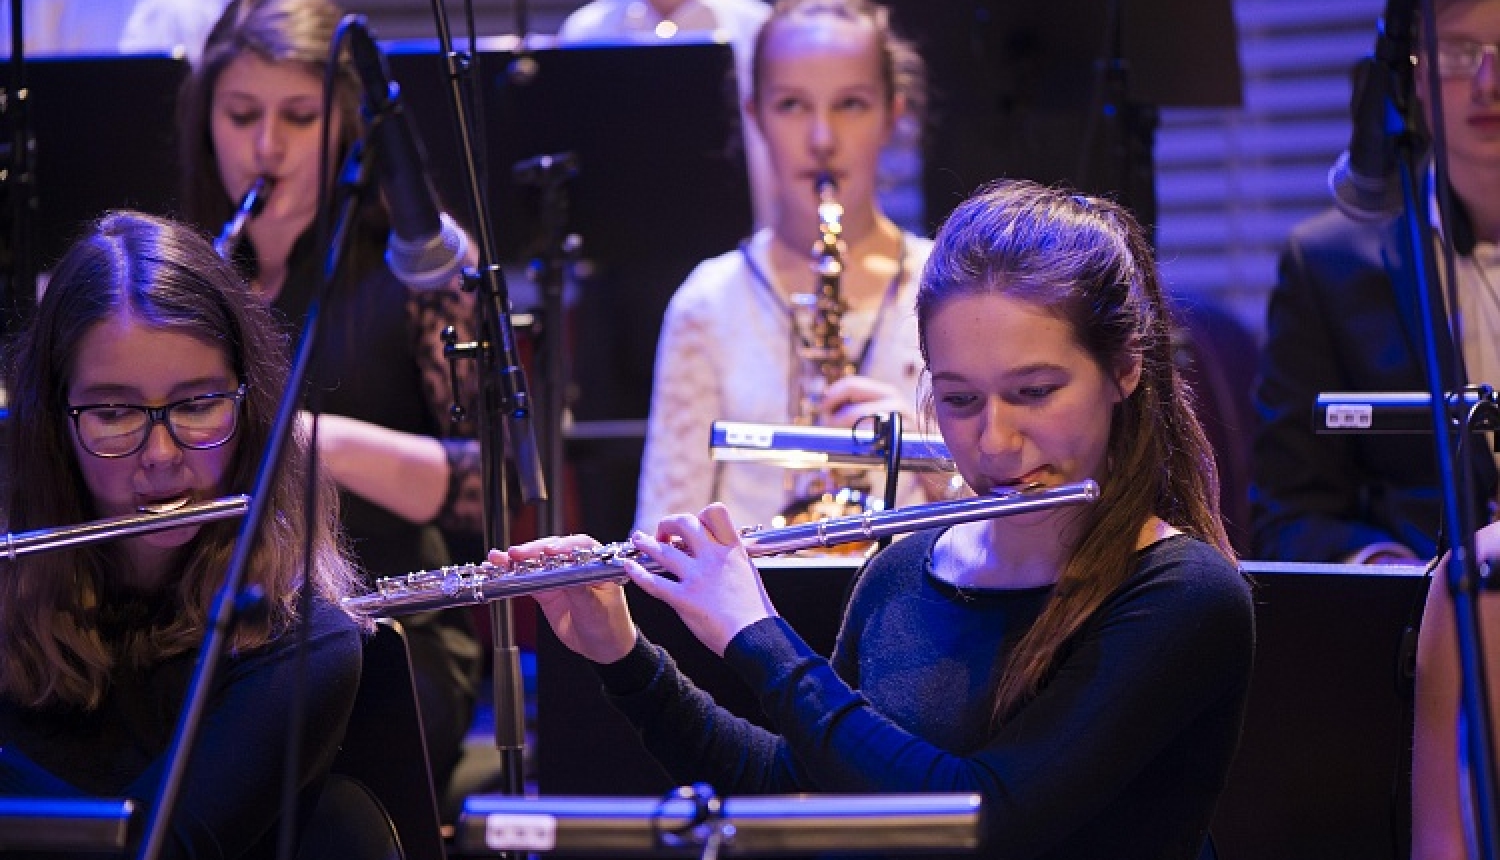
top-left (66, 385), bottom-right (248, 458)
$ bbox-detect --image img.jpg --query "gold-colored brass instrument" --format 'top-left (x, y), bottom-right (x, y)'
top-left (214, 176), bottom-right (272, 261)
top-left (343, 480), bottom-right (1099, 617)
top-left (0, 495), bottom-right (251, 561)
top-left (795, 170), bottom-right (853, 418)
top-left (780, 171), bottom-right (877, 537)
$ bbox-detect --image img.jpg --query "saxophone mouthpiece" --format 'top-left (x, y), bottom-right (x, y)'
top-left (814, 170), bottom-right (838, 199)
top-left (214, 176), bottom-right (273, 261)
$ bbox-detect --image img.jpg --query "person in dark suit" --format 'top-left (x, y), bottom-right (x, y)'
top-left (1252, 0), bottom-right (1500, 563)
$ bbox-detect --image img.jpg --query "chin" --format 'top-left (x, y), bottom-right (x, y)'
top-left (137, 525), bottom-right (202, 551)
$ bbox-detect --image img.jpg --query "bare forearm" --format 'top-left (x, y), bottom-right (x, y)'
top-left (306, 412), bottom-right (449, 523)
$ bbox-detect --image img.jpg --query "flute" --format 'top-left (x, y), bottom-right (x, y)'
top-left (343, 480), bottom-right (1099, 616)
top-left (214, 176), bottom-right (272, 260)
top-left (0, 496), bottom-right (251, 562)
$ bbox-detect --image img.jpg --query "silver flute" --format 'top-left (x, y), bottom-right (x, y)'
top-left (344, 481), bottom-right (1099, 617)
top-left (214, 176), bottom-right (271, 260)
top-left (0, 495), bottom-right (251, 562)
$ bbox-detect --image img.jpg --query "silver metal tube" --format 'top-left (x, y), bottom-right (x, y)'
top-left (345, 481), bottom-right (1100, 616)
top-left (0, 496), bottom-right (251, 562)
top-left (710, 420), bottom-right (953, 472)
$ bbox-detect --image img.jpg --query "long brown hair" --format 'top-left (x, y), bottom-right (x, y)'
top-left (0, 211), bottom-right (363, 710)
top-left (178, 0), bottom-right (363, 231)
top-left (916, 181), bottom-right (1232, 726)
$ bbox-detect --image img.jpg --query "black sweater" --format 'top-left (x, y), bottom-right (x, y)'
top-left (0, 595), bottom-right (363, 859)
top-left (598, 530), bottom-right (1254, 860)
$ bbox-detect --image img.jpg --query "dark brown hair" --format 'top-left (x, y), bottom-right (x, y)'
top-left (0, 211), bottom-right (362, 710)
top-left (917, 180), bottom-right (1232, 726)
top-left (177, 0), bottom-right (366, 238)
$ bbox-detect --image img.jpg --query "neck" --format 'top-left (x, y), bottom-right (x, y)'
top-left (120, 541), bottom-right (179, 592)
top-left (773, 200), bottom-right (887, 254)
top-left (763, 214), bottom-right (902, 308)
top-left (942, 513), bottom-right (1082, 590)
top-left (1450, 161), bottom-right (1500, 245)
top-left (650, 0), bottom-right (691, 17)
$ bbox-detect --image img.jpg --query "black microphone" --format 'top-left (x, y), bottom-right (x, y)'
top-left (344, 16), bottom-right (469, 290)
top-left (1327, 0), bottom-right (1418, 223)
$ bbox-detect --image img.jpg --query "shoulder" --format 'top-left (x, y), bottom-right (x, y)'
top-left (706, 0), bottom-right (772, 29)
top-left (1282, 207), bottom-right (1397, 270)
top-left (666, 245), bottom-right (755, 313)
top-left (557, 1), bottom-right (622, 42)
top-left (1119, 536), bottom-right (1252, 626)
top-left (848, 528), bottom-right (940, 600)
top-left (903, 232), bottom-right (936, 266)
top-left (274, 597), bottom-right (365, 665)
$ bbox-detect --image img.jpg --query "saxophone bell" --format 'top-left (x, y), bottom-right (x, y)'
top-left (214, 176), bottom-right (273, 261)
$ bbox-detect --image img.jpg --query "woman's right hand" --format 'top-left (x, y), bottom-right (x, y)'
top-left (487, 535), bottom-right (637, 665)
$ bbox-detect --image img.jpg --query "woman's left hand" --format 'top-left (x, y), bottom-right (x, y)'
top-left (820, 374), bottom-right (910, 428)
top-left (626, 503), bottom-right (778, 656)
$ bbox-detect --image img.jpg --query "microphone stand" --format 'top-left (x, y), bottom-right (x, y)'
top-left (427, 0), bottom-right (548, 806)
top-left (1397, 1), bottom-right (1500, 856)
top-left (136, 49), bottom-right (379, 860)
top-left (514, 152), bottom-right (580, 538)
top-left (1, 0), bottom-right (36, 339)
top-left (1075, 0), bottom-right (1159, 235)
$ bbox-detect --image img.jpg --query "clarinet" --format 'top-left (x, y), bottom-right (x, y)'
top-left (214, 176), bottom-right (272, 260)
top-left (342, 481), bottom-right (1099, 616)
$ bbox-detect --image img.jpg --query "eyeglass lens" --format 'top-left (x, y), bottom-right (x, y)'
top-left (1437, 40), bottom-right (1500, 77)
top-left (75, 394), bottom-right (239, 457)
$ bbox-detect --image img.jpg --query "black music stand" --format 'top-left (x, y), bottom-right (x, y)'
top-left (0, 55), bottom-right (185, 275)
top-left (388, 42), bottom-right (753, 540)
top-left (883, 0), bottom-right (1241, 232)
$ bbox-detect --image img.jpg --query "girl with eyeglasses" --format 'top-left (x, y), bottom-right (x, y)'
top-left (0, 211), bottom-right (366, 857)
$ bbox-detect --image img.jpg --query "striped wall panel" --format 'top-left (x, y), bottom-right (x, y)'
top-left (358, 0), bottom-right (1388, 341)
top-left (1156, 0), bottom-right (1384, 339)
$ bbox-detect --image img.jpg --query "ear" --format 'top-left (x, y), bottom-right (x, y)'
top-left (1113, 352), bottom-right (1144, 403)
top-left (884, 91), bottom-right (908, 136)
top-left (745, 93), bottom-right (764, 136)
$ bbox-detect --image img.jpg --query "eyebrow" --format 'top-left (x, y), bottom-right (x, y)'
top-left (218, 92), bottom-right (321, 108)
top-left (70, 376), bottom-right (236, 403)
top-left (930, 363), bottom-right (1066, 383)
top-left (763, 81), bottom-right (881, 94)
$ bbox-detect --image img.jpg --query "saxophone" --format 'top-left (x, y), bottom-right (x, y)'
top-left (777, 172), bottom-right (877, 540)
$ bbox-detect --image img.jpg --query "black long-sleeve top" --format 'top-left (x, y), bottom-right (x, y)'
top-left (0, 594), bottom-right (363, 860)
top-left (596, 530), bottom-right (1254, 860)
